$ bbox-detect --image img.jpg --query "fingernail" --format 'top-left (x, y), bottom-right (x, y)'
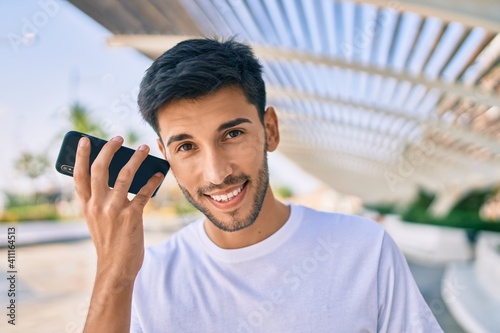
top-left (111, 136), bottom-right (123, 142)
top-left (79, 137), bottom-right (88, 147)
top-left (138, 144), bottom-right (149, 151)
top-left (154, 172), bottom-right (163, 177)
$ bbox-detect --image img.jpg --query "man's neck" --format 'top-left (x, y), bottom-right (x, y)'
top-left (203, 187), bottom-right (290, 249)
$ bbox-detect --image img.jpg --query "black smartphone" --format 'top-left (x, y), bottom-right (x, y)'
top-left (55, 131), bottom-right (170, 197)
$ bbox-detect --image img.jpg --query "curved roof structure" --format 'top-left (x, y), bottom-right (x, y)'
top-left (68, 0), bottom-right (500, 208)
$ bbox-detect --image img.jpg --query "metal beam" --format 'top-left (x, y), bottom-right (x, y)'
top-left (278, 112), bottom-right (410, 144)
top-left (260, 54), bottom-right (500, 108)
top-left (359, 0), bottom-right (500, 32)
top-left (107, 34), bottom-right (500, 107)
top-left (281, 125), bottom-right (500, 192)
top-left (268, 87), bottom-right (426, 125)
top-left (68, 0), bottom-right (201, 35)
top-left (268, 88), bottom-right (500, 155)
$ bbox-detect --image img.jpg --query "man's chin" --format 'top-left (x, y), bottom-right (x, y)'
top-left (206, 212), bottom-right (256, 233)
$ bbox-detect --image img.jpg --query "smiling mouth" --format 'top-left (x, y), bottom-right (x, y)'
top-left (206, 181), bottom-right (248, 203)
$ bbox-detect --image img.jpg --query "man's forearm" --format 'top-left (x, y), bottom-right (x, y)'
top-left (83, 265), bottom-right (137, 333)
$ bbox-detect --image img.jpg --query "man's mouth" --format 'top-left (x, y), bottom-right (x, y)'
top-left (206, 181), bottom-right (247, 203)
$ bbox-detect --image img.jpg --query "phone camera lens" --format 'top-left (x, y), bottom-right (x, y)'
top-left (61, 165), bottom-right (73, 174)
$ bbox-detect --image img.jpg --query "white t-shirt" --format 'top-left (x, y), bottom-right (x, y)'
top-left (131, 204), bottom-right (442, 332)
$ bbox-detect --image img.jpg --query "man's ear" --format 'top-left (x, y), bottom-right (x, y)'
top-left (263, 106), bottom-right (280, 152)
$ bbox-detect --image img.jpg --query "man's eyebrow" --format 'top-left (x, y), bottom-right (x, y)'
top-left (166, 133), bottom-right (193, 147)
top-left (217, 118), bottom-right (252, 132)
top-left (166, 118), bottom-right (252, 147)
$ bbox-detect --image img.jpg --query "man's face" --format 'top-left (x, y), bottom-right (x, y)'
top-left (156, 86), bottom-right (279, 232)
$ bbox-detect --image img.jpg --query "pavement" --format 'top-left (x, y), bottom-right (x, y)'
top-left (0, 215), bottom-right (468, 333)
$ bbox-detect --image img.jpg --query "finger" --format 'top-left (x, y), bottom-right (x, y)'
top-left (112, 144), bottom-right (150, 197)
top-left (90, 136), bottom-right (124, 194)
top-left (131, 172), bottom-right (165, 208)
top-left (74, 137), bottom-right (91, 202)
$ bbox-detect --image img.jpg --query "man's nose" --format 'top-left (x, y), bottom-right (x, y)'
top-left (203, 148), bottom-right (233, 185)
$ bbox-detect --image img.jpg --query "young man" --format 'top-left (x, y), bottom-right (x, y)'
top-left (74, 38), bottom-right (442, 332)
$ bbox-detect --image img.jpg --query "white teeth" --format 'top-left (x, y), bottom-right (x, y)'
top-left (209, 184), bottom-right (244, 202)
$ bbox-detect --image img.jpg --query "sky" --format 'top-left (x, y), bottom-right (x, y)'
top-left (0, 0), bottom-right (321, 199)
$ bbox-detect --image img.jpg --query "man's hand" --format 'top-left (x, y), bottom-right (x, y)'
top-left (74, 135), bottom-right (164, 333)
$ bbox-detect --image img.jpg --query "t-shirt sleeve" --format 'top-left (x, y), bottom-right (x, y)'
top-left (377, 231), bottom-right (443, 333)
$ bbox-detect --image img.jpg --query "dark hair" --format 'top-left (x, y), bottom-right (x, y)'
top-left (138, 38), bottom-right (266, 138)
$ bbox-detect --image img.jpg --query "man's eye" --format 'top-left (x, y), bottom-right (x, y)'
top-left (226, 130), bottom-right (243, 139)
top-left (178, 143), bottom-right (194, 152)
